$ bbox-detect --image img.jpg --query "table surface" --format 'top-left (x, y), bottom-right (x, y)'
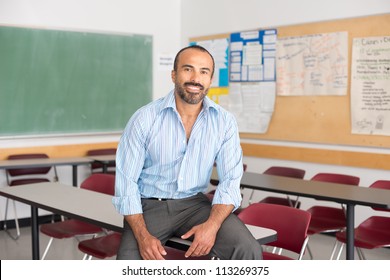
top-left (0, 182), bottom-right (122, 231)
top-left (0, 157), bottom-right (93, 169)
top-left (0, 182), bottom-right (277, 246)
top-left (236, 172), bottom-right (390, 209)
top-left (88, 154), bottom-right (116, 162)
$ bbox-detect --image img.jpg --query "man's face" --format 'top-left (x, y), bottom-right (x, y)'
top-left (171, 48), bottom-right (214, 105)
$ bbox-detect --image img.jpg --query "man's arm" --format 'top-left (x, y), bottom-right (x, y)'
top-left (181, 204), bottom-right (234, 258)
top-left (125, 214), bottom-right (167, 260)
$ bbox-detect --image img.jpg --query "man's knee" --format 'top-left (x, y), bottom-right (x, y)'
top-left (213, 215), bottom-right (263, 260)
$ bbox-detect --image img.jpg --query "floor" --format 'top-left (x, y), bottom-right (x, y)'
top-left (1, 226), bottom-right (389, 260)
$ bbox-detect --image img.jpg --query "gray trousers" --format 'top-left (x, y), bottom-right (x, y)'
top-left (116, 193), bottom-right (263, 260)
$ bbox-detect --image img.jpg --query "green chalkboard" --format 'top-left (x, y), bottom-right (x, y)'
top-left (0, 26), bottom-right (152, 136)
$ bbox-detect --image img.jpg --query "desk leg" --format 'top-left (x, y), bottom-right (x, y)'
top-left (31, 206), bottom-right (40, 260)
top-left (103, 164), bottom-right (107, 173)
top-left (72, 165), bottom-right (78, 187)
top-left (346, 203), bottom-right (355, 260)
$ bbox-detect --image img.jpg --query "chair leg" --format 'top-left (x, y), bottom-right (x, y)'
top-left (330, 239), bottom-right (340, 260)
top-left (3, 198), bottom-right (21, 240)
top-left (41, 237), bottom-right (54, 260)
top-left (306, 244), bottom-right (314, 259)
top-left (247, 190), bottom-right (255, 205)
top-left (356, 248), bottom-right (366, 260)
top-left (336, 243), bottom-right (345, 260)
top-left (82, 254), bottom-right (92, 260)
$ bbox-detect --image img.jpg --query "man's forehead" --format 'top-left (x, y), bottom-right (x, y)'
top-left (178, 49), bottom-right (213, 66)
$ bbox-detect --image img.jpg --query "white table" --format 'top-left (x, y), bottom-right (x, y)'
top-left (0, 182), bottom-right (277, 260)
top-left (88, 155), bottom-right (116, 173)
top-left (218, 171), bottom-right (390, 260)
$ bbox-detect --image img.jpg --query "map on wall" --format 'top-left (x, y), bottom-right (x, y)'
top-left (276, 31), bottom-right (348, 96)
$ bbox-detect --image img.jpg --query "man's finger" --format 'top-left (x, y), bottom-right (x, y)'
top-left (181, 228), bottom-right (195, 240)
top-left (185, 242), bottom-right (198, 258)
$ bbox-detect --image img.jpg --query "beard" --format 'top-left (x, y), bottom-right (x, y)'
top-left (175, 81), bottom-right (209, 105)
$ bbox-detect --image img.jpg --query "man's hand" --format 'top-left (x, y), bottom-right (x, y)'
top-left (125, 214), bottom-right (167, 260)
top-left (137, 233), bottom-right (167, 260)
top-left (181, 220), bottom-right (219, 257)
top-left (181, 204), bottom-right (234, 258)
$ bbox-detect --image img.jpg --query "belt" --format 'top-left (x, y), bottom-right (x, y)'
top-left (146, 197), bottom-right (173, 201)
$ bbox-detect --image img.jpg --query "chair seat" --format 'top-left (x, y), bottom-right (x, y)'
top-left (263, 251), bottom-right (294, 260)
top-left (307, 206), bottom-right (346, 235)
top-left (78, 232), bottom-right (122, 259)
top-left (40, 219), bottom-right (102, 239)
top-left (335, 216), bottom-right (390, 249)
top-left (10, 178), bottom-right (50, 186)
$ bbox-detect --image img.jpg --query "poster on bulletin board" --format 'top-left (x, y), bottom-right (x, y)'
top-left (190, 38), bottom-right (229, 88)
top-left (229, 29), bottom-right (277, 82)
top-left (223, 29), bottom-right (277, 134)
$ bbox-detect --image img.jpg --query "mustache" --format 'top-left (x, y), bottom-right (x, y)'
top-left (184, 82), bottom-right (204, 90)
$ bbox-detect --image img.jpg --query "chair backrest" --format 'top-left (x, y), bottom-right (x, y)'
top-left (263, 166), bottom-right (305, 179)
top-left (310, 173), bottom-right (360, 185)
top-left (86, 148), bottom-right (116, 173)
top-left (80, 173), bottom-right (115, 195)
top-left (7, 154), bottom-right (51, 177)
top-left (237, 203), bottom-right (311, 259)
top-left (369, 180), bottom-right (390, 212)
top-left (6, 153), bottom-right (55, 186)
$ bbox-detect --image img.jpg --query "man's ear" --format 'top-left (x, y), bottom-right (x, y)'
top-left (171, 70), bottom-right (176, 83)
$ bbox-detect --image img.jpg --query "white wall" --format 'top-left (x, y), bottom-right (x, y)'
top-left (181, 0), bottom-right (390, 44)
top-left (181, 0), bottom-right (390, 224)
top-left (0, 0), bottom-right (182, 219)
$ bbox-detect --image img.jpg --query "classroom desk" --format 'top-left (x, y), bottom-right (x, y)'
top-left (88, 154), bottom-right (116, 173)
top-left (0, 182), bottom-right (277, 260)
top-left (225, 171), bottom-right (390, 260)
top-left (0, 157), bottom-right (93, 186)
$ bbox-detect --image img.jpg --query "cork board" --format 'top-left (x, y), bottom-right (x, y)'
top-left (190, 14), bottom-right (390, 148)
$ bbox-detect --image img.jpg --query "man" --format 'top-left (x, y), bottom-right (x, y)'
top-left (112, 45), bottom-right (262, 260)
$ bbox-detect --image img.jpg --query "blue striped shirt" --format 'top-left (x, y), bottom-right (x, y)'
top-left (112, 90), bottom-right (243, 215)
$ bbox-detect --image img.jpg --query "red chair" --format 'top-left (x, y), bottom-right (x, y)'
top-left (238, 203), bottom-right (311, 260)
top-left (78, 232), bottom-right (122, 260)
top-left (4, 153), bottom-right (58, 240)
top-left (86, 148), bottom-right (116, 174)
top-left (330, 180), bottom-right (390, 260)
top-left (40, 173), bottom-right (115, 259)
top-left (254, 166), bottom-right (306, 208)
top-left (305, 173), bottom-right (360, 259)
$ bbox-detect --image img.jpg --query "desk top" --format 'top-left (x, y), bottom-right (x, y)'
top-left (0, 182), bottom-right (277, 245)
top-left (88, 155), bottom-right (116, 163)
top-left (0, 157), bottom-right (93, 169)
top-left (0, 182), bottom-right (123, 231)
top-left (237, 172), bottom-right (390, 209)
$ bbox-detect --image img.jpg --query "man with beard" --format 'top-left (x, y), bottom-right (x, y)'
top-left (113, 45), bottom-right (262, 260)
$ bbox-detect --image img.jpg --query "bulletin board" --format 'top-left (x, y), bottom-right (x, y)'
top-left (190, 14), bottom-right (390, 170)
